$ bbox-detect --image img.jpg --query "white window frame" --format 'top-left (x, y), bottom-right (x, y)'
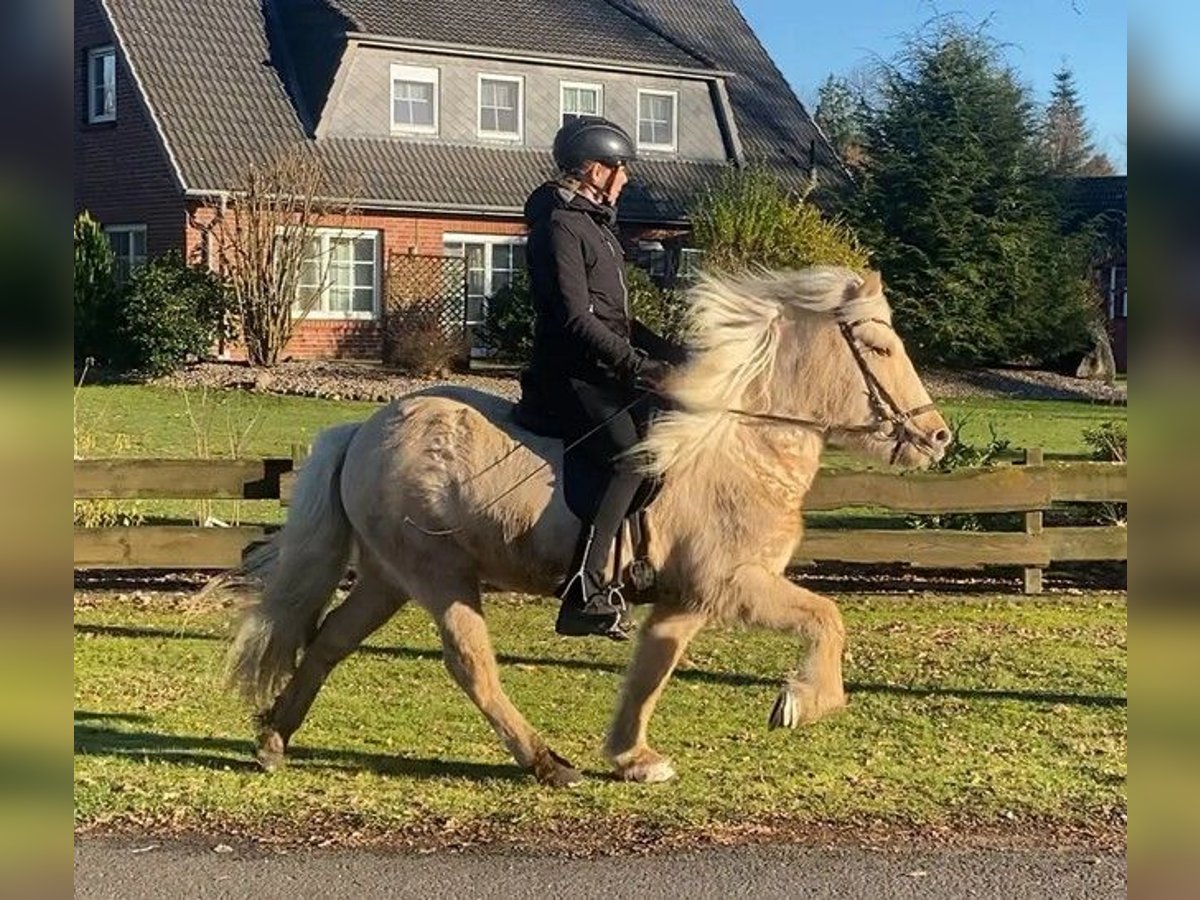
top-left (87, 46), bottom-right (117, 124)
top-left (637, 88), bottom-right (678, 153)
top-left (443, 233), bottom-right (527, 353)
top-left (477, 73), bottom-right (524, 142)
top-left (559, 80), bottom-right (604, 126)
top-left (295, 228), bottom-right (381, 321)
top-left (103, 224), bottom-right (146, 281)
top-left (390, 63), bottom-right (439, 135)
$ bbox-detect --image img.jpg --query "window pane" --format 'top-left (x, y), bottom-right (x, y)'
top-left (481, 79), bottom-right (519, 134)
top-left (131, 229), bottom-right (146, 261)
top-left (491, 271), bottom-right (510, 292)
top-left (491, 243), bottom-right (514, 270)
top-left (352, 286), bottom-right (374, 312)
top-left (353, 237), bottom-right (374, 263)
top-left (107, 231), bottom-right (129, 259)
top-left (393, 80), bottom-right (434, 127)
top-left (639, 94), bottom-right (675, 146)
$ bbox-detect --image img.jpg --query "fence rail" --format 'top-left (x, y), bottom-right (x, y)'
top-left (74, 450), bottom-right (1126, 593)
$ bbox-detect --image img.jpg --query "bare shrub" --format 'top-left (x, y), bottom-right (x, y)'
top-left (215, 151), bottom-right (355, 367)
top-left (383, 302), bottom-right (468, 376)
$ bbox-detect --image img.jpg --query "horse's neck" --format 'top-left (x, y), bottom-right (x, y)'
top-left (657, 422), bottom-right (822, 541)
top-left (736, 424), bottom-right (823, 508)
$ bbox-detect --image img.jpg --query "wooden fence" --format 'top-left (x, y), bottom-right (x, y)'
top-left (73, 449), bottom-right (1126, 594)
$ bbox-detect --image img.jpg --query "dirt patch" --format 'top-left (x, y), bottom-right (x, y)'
top-left (151, 360), bottom-right (1124, 405)
top-left (922, 367), bottom-right (1125, 404)
top-left (74, 809), bottom-right (1126, 857)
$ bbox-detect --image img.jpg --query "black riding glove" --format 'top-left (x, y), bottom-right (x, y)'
top-left (633, 357), bottom-right (672, 393)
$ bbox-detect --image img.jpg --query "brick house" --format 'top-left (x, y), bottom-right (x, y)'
top-left (75, 0), bottom-right (844, 360)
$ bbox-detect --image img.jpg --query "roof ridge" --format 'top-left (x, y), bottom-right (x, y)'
top-left (594, 0), bottom-right (715, 69)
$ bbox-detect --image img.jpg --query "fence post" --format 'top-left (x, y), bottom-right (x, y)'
top-left (291, 443), bottom-right (310, 468)
top-left (1022, 447), bottom-right (1045, 595)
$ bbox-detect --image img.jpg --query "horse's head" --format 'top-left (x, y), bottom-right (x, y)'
top-left (763, 268), bottom-right (951, 469)
top-left (643, 267), bottom-right (949, 475)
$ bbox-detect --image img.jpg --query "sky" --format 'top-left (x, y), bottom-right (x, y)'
top-left (737, 0), bottom-right (1128, 173)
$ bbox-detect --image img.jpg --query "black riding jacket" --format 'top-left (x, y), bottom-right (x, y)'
top-left (524, 182), bottom-right (677, 386)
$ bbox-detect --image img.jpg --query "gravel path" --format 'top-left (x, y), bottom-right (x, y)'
top-left (154, 360), bottom-right (1125, 405)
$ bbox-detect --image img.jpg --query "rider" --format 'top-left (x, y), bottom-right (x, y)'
top-left (520, 115), bottom-right (683, 641)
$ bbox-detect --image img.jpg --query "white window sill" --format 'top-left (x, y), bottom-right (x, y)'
top-left (477, 131), bottom-right (522, 142)
top-left (391, 125), bottom-right (438, 136)
top-left (89, 113), bottom-right (116, 125)
top-left (638, 143), bottom-right (677, 154)
top-left (295, 311), bottom-right (379, 322)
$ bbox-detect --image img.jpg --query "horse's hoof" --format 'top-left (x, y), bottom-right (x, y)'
top-left (769, 682), bottom-right (846, 729)
top-left (255, 729), bottom-right (287, 772)
top-left (619, 758), bottom-right (677, 784)
top-left (768, 686), bottom-right (801, 729)
top-left (532, 747), bottom-right (584, 788)
top-left (611, 749), bottom-right (677, 784)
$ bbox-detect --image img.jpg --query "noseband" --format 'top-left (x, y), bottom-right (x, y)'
top-left (730, 317), bottom-right (941, 464)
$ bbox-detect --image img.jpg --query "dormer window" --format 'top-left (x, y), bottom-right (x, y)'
top-left (478, 74), bottom-right (523, 141)
top-left (637, 89), bottom-right (677, 152)
top-left (87, 46), bottom-right (117, 123)
top-left (391, 64), bottom-right (438, 134)
top-left (561, 81), bottom-right (603, 126)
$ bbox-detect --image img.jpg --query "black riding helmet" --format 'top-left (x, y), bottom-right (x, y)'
top-left (553, 115), bottom-right (637, 174)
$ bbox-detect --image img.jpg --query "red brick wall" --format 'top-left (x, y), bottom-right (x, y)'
top-left (190, 206), bottom-right (529, 360)
top-left (74, 0), bottom-right (186, 258)
top-left (187, 204), bottom-right (685, 361)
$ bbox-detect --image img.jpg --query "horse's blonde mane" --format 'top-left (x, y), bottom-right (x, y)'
top-left (636, 266), bottom-right (889, 475)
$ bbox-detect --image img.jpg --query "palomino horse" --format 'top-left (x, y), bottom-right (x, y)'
top-left (225, 267), bottom-right (950, 786)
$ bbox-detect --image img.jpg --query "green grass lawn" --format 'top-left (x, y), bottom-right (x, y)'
top-left (74, 593), bottom-right (1126, 845)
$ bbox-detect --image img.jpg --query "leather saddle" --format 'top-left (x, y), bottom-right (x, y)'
top-left (513, 383), bottom-right (659, 595)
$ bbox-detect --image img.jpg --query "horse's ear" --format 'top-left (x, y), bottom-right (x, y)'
top-left (855, 270), bottom-right (883, 299)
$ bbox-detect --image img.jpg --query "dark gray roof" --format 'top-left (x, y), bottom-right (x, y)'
top-left (331, 0), bottom-right (706, 70)
top-left (312, 138), bottom-right (728, 221)
top-left (96, 0), bottom-right (836, 222)
top-left (608, 0), bottom-right (845, 189)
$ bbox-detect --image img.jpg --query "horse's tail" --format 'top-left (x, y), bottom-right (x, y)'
top-left (224, 422), bottom-right (361, 710)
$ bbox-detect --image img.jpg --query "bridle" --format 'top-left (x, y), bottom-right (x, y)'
top-left (729, 316), bottom-right (942, 465)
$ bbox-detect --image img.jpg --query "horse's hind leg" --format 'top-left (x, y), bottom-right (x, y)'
top-left (417, 580), bottom-right (582, 788)
top-left (604, 606), bottom-right (707, 783)
top-left (256, 560), bottom-right (404, 771)
top-left (729, 565), bottom-right (846, 728)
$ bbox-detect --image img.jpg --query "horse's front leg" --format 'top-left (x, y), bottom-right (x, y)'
top-left (728, 564), bottom-right (847, 728)
top-left (604, 605), bottom-right (707, 783)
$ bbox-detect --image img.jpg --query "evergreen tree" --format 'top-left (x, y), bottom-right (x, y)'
top-left (814, 75), bottom-right (868, 168)
top-left (1043, 66), bottom-right (1113, 176)
top-left (849, 27), bottom-right (1094, 366)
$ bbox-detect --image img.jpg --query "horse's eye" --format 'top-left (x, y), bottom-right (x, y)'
top-left (867, 345), bottom-right (891, 358)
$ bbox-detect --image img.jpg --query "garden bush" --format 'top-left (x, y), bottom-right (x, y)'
top-left (114, 252), bottom-right (230, 376)
top-left (73, 211), bottom-right (119, 365)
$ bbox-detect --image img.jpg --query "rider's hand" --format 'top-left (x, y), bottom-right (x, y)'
top-left (634, 358), bottom-right (672, 393)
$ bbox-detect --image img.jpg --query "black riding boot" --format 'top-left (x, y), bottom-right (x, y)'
top-left (555, 527), bottom-right (633, 641)
top-left (556, 471), bottom-right (643, 641)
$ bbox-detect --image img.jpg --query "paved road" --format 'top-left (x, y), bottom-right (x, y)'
top-left (75, 838), bottom-right (1125, 899)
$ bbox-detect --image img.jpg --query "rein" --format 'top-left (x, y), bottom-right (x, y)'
top-left (405, 318), bottom-right (940, 537)
top-left (728, 317), bottom-right (940, 464)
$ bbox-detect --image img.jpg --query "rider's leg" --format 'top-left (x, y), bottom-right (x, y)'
top-left (555, 380), bottom-right (645, 640)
